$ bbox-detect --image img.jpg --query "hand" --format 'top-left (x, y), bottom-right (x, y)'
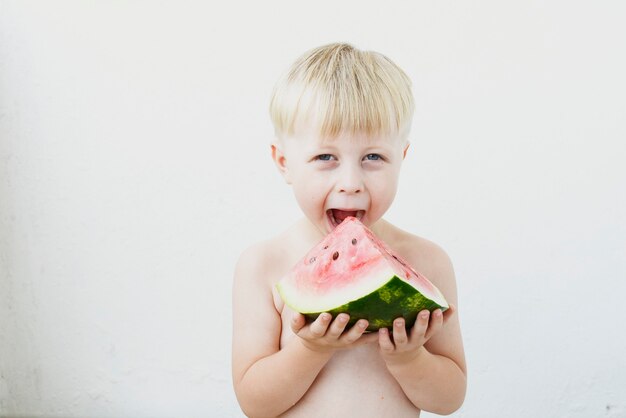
top-left (378, 304), bottom-right (456, 366)
top-left (291, 312), bottom-right (378, 354)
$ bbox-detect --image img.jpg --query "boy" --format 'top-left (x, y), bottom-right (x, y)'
top-left (232, 43), bottom-right (466, 417)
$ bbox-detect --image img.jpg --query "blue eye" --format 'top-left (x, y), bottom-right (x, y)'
top-left (365, 153), bottom-right (382, 161)
top-left (316, 154), bottom-right (333, 161)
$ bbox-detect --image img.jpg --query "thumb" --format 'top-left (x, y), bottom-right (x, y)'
top-left (290, 313), bottom-right (306, 333)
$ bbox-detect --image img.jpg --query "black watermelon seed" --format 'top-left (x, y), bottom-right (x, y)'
top-left (352, 238), bottom-right (357, 245)
top-left (323, 245), bottom-right (329, 249)
top-left (332, 251), bottom-right (339, 260)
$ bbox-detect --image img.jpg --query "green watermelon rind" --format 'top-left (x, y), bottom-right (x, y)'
top-left (300, 275), bottom-right (448, 332)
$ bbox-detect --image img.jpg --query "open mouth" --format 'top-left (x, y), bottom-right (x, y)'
top-left (327, 209), bottom-right (365, 228)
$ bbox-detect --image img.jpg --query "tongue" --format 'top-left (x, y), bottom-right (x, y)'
top-left (333, 210), bottom-right (357, 224)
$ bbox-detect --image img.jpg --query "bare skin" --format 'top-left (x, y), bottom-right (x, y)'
top-left (232, 217), bottom-right (466, 417)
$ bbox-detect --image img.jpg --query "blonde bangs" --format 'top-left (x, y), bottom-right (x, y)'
top-left (270, 43), bottom-right (414, 139)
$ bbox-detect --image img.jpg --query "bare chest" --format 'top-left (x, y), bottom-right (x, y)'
top-left (277, 307), bottom-right (421, 418)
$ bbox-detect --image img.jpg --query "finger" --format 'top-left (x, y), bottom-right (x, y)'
top-left (309, 312), bottom-right (332, 338)
top-left (326, 313), bottom-right (350, 338)
top-left (392, 318), bottom-right (408, 346)
top-left (339, 319), bottom-right (369, 344)
top-left (290, 313), bottom-right (306, 334)
top-left (378, 328), bottom-right (395, 353)
top-left (425, 309), bottom-right (444, 340)
top-left (409, 310), bottom-right (430, 341)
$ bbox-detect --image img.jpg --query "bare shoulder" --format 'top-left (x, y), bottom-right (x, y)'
top-left (379, 221), bottom-right (457, 303)
top-left (234, 219), bottom-right (314, 289)
top-left (235, 237), bottom-right (283, 282)
top-left (234, 241), bottom-right (286, 300)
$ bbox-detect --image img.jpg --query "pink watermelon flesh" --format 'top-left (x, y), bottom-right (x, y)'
top-left (276, 217), bottom-right (449, 331)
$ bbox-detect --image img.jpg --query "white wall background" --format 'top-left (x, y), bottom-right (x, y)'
top-left (1, 1), bottom-right (625, 417)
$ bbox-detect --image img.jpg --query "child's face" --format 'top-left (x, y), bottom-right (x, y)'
top-left (273, 127), bottom-right (408, 234)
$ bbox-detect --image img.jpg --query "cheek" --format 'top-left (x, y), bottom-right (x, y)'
top-left (291, 175), bottom-right (327, 203)
top-left (371, 170), bottom-right (399, 192)
top-left (369, 172), bottom-right (400, 205)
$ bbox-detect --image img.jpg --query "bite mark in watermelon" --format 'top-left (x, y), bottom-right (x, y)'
top-left (276, 217), bottom-right (449, 331)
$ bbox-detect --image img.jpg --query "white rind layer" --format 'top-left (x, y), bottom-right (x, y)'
top-left (277, 264), bottom-right (448, 313)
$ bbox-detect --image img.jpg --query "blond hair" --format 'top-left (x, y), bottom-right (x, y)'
top-left (270, 43), bottom-right (415, 140)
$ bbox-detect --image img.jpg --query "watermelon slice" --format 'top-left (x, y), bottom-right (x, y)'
top-left (277, 217), bottom-right (449, 331)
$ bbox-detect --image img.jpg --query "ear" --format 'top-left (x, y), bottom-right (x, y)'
top-left (271, 143), bottom-right (292, 184)
top-left (403, 142), bottom-right (410, 159)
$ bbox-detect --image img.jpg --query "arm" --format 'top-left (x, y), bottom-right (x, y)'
top-left (380, 306), bottom-right (466, 414)
top-left (232, 246), bottom-right (321, 417)
top-left (231, 245), bottom-right (375, 417)
top-left (379, 247), bottom-right (467, 415)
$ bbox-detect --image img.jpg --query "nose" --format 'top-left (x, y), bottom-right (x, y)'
top-left (337, 164), bottom-right (364, 194)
